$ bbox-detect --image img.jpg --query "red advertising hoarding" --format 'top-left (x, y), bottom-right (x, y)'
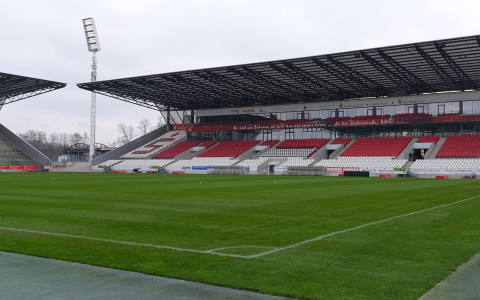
top-left (0, 165), bottom-right (39, 170)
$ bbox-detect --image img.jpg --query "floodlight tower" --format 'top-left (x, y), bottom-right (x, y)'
top-left (82, 18), bottom-right (101, 162)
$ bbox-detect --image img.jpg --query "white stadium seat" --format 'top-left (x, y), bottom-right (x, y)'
top-left (170, 157), bottom-right (239, 167)
top-left (411, 158), bottom-right (480, 170)
top-left (278, 157), bottom-right (315, 167)
top-left (315, 157), bottom-right (407, 168)
top-left (236, 157), bottom-right (270, 167)
top-left (115, 159), bottom-right (173, 167)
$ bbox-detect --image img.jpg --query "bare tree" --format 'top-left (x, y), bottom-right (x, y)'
top-left (117, 123), bottom-right (136, 145)
top-left (137, 119), bottom-right (152, 135)
top-left (70, 133), bottom-right (83, 145)
top-left (157, 116), bottom-right (166, 128)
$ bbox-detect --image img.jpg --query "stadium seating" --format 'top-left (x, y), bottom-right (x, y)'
top-left (315, 157), bottom-right (407, 168)
top-left (330, 138), bottom-right (352, 146)
top-left (97, 160), bottom-right (122, 167)
top-left (353, 115), bottom-right (390, 120)
top-left (259, 140), bottom-right (279, 147)
top-left (416, 136), bottom-right (440, 143)
top-left (411, 158), bottom-right (480, 170)
top-left (198, 141), bottom-right (217, 149)
top-left (325, 117), bottom-right (351, 122)
top-left (284, 119), bottom-right (306, 124)
top-left (278, 157), bottom-right (315, 167)
top-left (394, 112), bottom-right (432, 118)
top-left (207, 122), bottom-right (223, 127)
top-left (116, 159), bottom-right (173, 167)
top-left (152, 140), bottom-right (200, 159)
top-left (276, 139), bottom-right (329, 149)
top-left (122, 131), bottom-right (186, 158)
top-left (340, 137), bottom-right (412, 157)
top-left (261, 148), bottom-right (316, 157)
top-left (253, 120), bottom-right (283, 125)
top-left (435, 133), bottom-right (480, 158)
top-left (236, 157), bottom-right (270, 167)
top-left (197, 140), bottom-right (260, 157)
top-left (0, 134), bottom-right (36, 165)
top-left (170, 157), bottom-right (239, 167)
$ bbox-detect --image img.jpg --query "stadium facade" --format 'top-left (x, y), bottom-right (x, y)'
top-left (74, 35), bottom-right (480, 177)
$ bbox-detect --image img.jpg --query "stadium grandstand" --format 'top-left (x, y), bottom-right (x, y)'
top-left (79, 35), bottom-right (480, 178)
top-left (0, 72), bottom-right (66, 172)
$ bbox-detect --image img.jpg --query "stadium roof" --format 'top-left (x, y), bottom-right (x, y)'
top-left (77, 35), bottom-right (480, 111)
top-left (0, 72), bottom-right (66, 106)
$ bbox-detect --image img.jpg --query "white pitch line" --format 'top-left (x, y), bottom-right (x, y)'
top-left (0, 195), bottom-right (478, 259)
top-left (248, 195), bottom-right (480, 258)
top-left (0, 227), bottom-right (250, 259)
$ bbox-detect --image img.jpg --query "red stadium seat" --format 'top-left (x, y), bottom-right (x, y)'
top-left (197, 140), bottom-right (260, 157)
top-left (330, 138), bottom-right (352, 146)
top-left (152, 141), bottom-right (200, 159)
top-left (436, 133), bottom-right (480, 158)
top-left (340, 137), bottom-right (412, 157)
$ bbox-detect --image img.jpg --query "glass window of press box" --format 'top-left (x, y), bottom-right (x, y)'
top-left (197, 100), bottom-right (476, 123)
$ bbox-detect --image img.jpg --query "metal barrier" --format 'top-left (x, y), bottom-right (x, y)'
top-left (209, 166), bottom-right (246, 175)
top-left (287, 166), bottom-right (326, 176)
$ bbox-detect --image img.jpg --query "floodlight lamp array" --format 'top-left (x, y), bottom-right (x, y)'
top-left (82, 18), bottom-right (101, 52)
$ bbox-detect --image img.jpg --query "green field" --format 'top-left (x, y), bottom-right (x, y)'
top-left (1, 173), bottom-right (480, 299)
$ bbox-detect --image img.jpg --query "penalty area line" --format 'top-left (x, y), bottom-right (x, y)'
top-left (0, 227), bottom-right (252, 259)
top-left (249, 195), bottom-right (480, 258)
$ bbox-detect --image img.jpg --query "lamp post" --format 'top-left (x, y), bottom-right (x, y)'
top-left (82, 18), bottom-right (101, 162)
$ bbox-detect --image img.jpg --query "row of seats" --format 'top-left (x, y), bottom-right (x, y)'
top-left (330, 138), bottom-right (352, 146)
top-left (152, 141), bottom-right (200, 159)
top-left (198, 141), bottom-right (217, 149)
top-left (253, 120), bottom-right (283, 125)
top-left (116, 159), bottom-right (173, 167)
top-left (284, 119), bottom-right (307, 124)
top-left (315, 157), bottom-right (407, 168)
top-left (340, 137), bottom-right (411, 157)
top-left (236, 157), bottom-right (270, 167)
top-left (278, 157), bottom-right (315, 167)
top-left (97, 160), bottom-right (122, 167)
top-left (261, 148), bottom-right (316, 158)
top-left (436, 133), bottom-right (480, 158)
top-left (197, 140), bottom-right (260, 157)
top-left (325, 117), bottom-right (351, 122)
top-left (259, 140), bottom-right (279, 147)
top-left (395, 112), bottom-right (432, 118)
top-left (411, 158), bottom-right (480, 170)
top-left (416, 136), bottom-right (440, 144)
top-left (353, 115), bottom-right (390, 120)
top-left (276, 138), bottom-right (329, 149)
top-left (122, 131), bottom-right (185, 158)
top-left (170, 157), bottom-right (239, 167)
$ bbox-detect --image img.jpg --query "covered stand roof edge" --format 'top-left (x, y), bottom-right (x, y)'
top-left (0, 72), bottom-right (67, 106)
top-left (76, 34), bottom-right (480, 111)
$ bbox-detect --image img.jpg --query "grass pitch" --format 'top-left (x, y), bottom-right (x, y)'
top-left (1, 173), bottom-right (480, 299)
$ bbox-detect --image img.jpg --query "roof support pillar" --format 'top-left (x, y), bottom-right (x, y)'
top-left (190, 109), bottom-right (195, 124)
top-left (166, 106), bottom-right (171, 125)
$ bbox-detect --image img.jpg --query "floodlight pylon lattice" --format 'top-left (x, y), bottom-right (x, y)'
top-left (82, 18), bottom-right (101, 162)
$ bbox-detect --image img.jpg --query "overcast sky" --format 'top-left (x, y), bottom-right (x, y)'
top-left (2, 0), bottom-right (480, 145)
